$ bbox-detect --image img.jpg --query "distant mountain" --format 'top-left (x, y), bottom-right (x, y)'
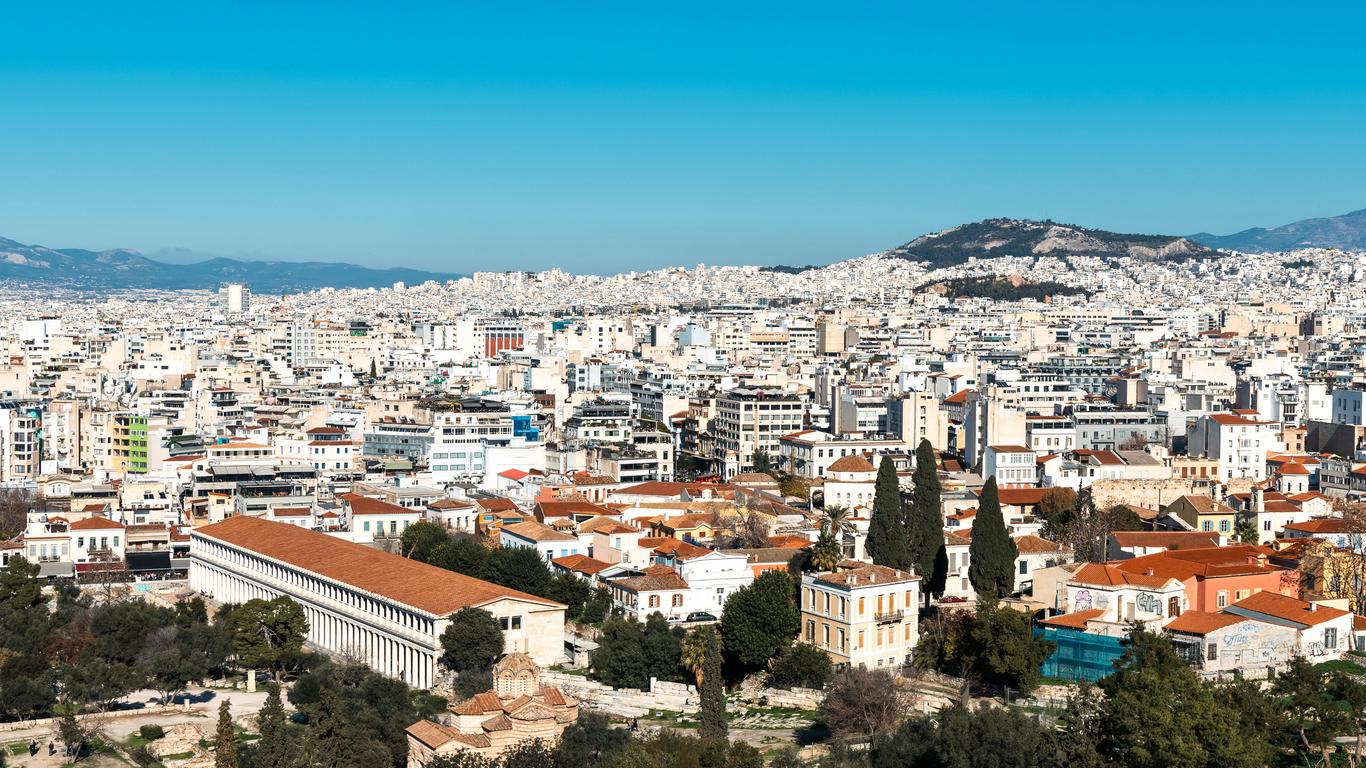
top-left (0, 236), bottom-right (463, 292)
top-left (1190, 208), bottom-right (1366, 252)
top-left (884, 218), bottom-right (1214, 268)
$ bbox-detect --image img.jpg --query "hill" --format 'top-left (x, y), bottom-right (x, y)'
top-left (0, 237), bottom-right (463, 292)
top-left (885, 218), bottom-right (1215, 268)
top-left (1190, 208), bottom-right (1366, 252)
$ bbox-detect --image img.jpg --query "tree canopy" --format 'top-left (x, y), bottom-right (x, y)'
top-left (968, 477), bottom-right (1016, 599)
top-left (865, 458), bottom-right (911, 570)
top-left (720, 571), bottom-right (800, 671)
top-left (231, 596), bottom-right (309, 676)
top-left (906, 439), bottom-right (947, 601)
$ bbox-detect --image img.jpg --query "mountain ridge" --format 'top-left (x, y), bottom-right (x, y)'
top-left (0, 237), bottom-right (463, 292)
top-left (1190, 208), bottom-right (1366, 252)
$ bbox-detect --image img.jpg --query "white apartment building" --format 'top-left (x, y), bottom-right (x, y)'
top-left (712, 388), bottom-right (805, 479)
top-left (982, 445), bottom-right (1037, 487)
top-left (1187, 412), bottom-right (1284, 482)
top-left (777, 431), bottom-right (906, 479)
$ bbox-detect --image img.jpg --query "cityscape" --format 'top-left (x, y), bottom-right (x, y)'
top-left (4, 4), bottom-right (1366, 768)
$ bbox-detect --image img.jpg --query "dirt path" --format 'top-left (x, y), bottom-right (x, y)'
top-left (1, 687), bottom-right (271, 766)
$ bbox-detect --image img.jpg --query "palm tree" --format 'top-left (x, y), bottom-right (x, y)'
top-left (680, 626), bottom-right (715, 688)
top-left (810, 531), bottom-right (843, 571)
top-left (821, 505), bottom-right (854, 537)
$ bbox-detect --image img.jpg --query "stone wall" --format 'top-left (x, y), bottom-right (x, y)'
top-left (0, 702), bottom-right (190, 734)
top-left (739, 685), bottom-right (824, 710)
top-left (1089, 478), bottom-right (1214, 512)
top-left (538, 671), bottom-right (699, 718)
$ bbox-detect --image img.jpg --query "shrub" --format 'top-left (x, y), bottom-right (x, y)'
top-left (138, 724), bottom-right (165, 741)
top-left (770, 642), bottom-right (833, 690)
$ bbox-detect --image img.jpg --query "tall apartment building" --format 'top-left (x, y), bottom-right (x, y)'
top-left (887, 391), bottom-right (948, 451)
top-left (0, 402), bottom-right (42, 482)
top-left (423, 398), bottom-right (516, 483)
top-left (711, 388), bottom-right (804, 479)
top-left (219, 282), bottom-right (251, 315)
top-left (1187, 412), bottom-right (1285, 482)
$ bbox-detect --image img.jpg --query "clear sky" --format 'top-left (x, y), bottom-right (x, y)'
top-left (3, 2), bottom-right (1364, 274)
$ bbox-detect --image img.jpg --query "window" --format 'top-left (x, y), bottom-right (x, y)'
top-left (671, 594), bottom-right (683, 607)
top-left (1326, 628), bottom-right (1339, 649)
top-left (1207, 643), bottom-right (1218, 661)
top-left (648, 595), bottom-right (660, 608)
top-left (1202, 521), bottom-right (1213, 532)
top-left (1216, 591), bottom-right (1228, 608)
top-left (806, 620), bottom-right (815, 642)
top-left (1019, 561), bottom-right (1028, 575)
top-left (1218, 520), bottom-right (1230, 533)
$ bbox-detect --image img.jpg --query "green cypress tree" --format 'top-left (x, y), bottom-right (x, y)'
top-left (906, 439), bottom-right (948, 603)
top-left (865, 457), bottom-right (911, 570)
top-left (253, 683), bottom-right (292, 768)
top-left (968, 477), bottom-right (1017, 599)
top-left (697, 626), bottom-right (727, 741)
top-left (215, 699), bottom-right (238, 768)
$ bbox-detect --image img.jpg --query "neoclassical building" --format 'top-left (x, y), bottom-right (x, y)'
top-left (189, 517), bottom-right (566, 689)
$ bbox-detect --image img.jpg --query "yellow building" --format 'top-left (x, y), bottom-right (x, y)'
top-left (800, 563), bottom-right (920, 671)
top-left (1164, 494), bottom-right (1238, 535)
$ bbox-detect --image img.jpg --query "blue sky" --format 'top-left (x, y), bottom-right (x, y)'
top-left (2, 2), bottom-right (1364, 273)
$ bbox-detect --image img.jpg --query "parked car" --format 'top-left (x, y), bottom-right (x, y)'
top-left (685, 611), bottom-right (718, 623)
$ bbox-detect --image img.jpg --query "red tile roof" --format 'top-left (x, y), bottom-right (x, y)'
top-left (340, 494), bottom-right (418, 516)
top-left (827, 454), bottom-right (876, 473)
top-left (1284, 518), bottom-right (1350, 534)
top-left (193, 517), bottom-right (560, 616)
top-left (1165, 610), bottom-right (1247, 635)
top-left (1228, 591), bottom-right (1349, 627)
top-left (551, 554), bottom-right (612, 575)
top-left (69, 516), bottom-right (125, 530)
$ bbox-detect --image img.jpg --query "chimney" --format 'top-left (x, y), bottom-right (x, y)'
top-left (1253, 485), bottom-right (1265, 514)
top-left (1309, 603), bottom-right (1318, 612)
top-left (1145, 568), bottom-right (1154, 576)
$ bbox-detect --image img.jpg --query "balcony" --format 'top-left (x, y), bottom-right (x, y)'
top-left (874, 610), bottom-right (904, 625)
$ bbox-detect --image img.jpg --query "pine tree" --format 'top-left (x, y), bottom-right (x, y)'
top-left (968, 477), bottom-right (1017, 599)
top-left (215, 699), bottom-right (238, 768)
top-left (697, 626), bottom-right (727, 741)
top-left (253, 684), bottom-right (292, 768)
top-left (865, 457), bottom-right (911, 569)
top-left (906, 439), bottom-right (948, 602)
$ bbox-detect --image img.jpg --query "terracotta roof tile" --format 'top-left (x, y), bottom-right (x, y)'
top-left (193, 517), bottom-right (560, 616)
top-left (1228, 591), bottom-right (1350, 626)
top-left (1165, 610), bottom-right (1247, 636)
